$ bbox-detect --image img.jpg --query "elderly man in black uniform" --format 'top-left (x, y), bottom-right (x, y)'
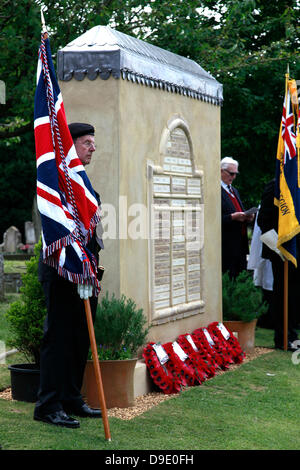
top-left (221, 156), bottom-right (254, 278)
top-left (34, 123), bottom-right (103, 428)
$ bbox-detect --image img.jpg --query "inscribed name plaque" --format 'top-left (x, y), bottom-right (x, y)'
top-left (148, 124), bottom-right (205, 324)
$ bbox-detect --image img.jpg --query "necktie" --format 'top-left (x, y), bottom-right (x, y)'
top-left (228, 185), bottom-right (234, 196)
top-left (228, 186), bottom-right (243, 213)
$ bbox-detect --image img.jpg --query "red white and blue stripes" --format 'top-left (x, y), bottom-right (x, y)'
top-left (281, 84), bottom-right (297, 164)
top-left (34, 35), bottom-right (101, 294)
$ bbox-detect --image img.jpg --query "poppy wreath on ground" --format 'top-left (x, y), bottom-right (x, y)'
top-left (142, 342), bottom-right (178, 394)
top-left (189, 333), bottom-right (219, 377)
top-left (186, 329), bottom-right (219, 370)
top-left (190, 333), bottom-right (219, 378)
top-left (207, 322), bottom-right (236, 363)
top-left (204, 325), bottom-right (235, 368)
top-left (207, 322), bottom-right (245, 364)
top-left (210, 324), bottom-right (237, 364)
top-left (169, 340), bottom-right (207, 385)
top-left (192, 327), bottom-right (231, 370)
top-left (162, 342), bottom-right (199, 388)
top-left (192, 327), bottom-right (225, 370)
top-left (177, 334), bottom-right (214, 381)
top-left (225, 327), bottom-right (245, 362)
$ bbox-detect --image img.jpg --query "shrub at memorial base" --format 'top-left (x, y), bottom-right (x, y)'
top-left (222, 270), bottom-right (268, 322)
top-left (93, 292), bottom-right (149, 360)
top-left (5, 241), bottom-right (46, 365)
top-left (83, 292), bottom-right (150, 408)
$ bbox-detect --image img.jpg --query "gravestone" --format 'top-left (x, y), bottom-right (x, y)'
top-left (24, 221), bottom-right (36, 253)
top-left (25, 221), bottom-right (36, 245)
top-left (2, 226), bottom-right (22, 253)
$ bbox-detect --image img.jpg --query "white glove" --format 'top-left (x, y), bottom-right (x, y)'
top-left (77, 283), bottom-right (93, 299)
top-left (260, 229), bottom-right (285, 261)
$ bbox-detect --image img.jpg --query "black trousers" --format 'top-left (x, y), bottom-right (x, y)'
top-left (222, 252), bottom-right (247, 279)
top-left (35, 277), bottom-right (98, 415)
top-left (271, 259), bottom-right (299, 347)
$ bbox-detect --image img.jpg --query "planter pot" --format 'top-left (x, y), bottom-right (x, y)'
top-left (81, 358), bottom-right (137, 409)
top-left (8, 363), bottom-right (40, 403)
top-left (223, 319), bottom-right (257, 353)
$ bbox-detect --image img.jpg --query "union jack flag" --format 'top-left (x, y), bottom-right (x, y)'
top-left (34, 34), bottom-right (101, 293)
top-left (281, 85), bottom-right (297, 163)
top-left (274, 78), bottom-right (300, 266)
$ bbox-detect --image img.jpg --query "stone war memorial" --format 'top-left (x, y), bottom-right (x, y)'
top-left (58, 26), bottom-right (223, 395)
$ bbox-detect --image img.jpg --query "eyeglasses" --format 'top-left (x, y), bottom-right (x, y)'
top-left (223, 169), bottom-right (239, 177)
top-left (80, 140), bottom-right (96, 149)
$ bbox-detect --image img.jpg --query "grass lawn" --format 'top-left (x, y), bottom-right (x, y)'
top-left (1, 347), bottom-right (300, 451)
top-left (1, 296), bottom-right (300, 451)
top-left (4, 260), bottom-right (27, 274)
top-left (1, 329), bottom-right (300, 450)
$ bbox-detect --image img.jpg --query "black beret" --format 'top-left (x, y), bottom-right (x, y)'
top-left (68, 122), bottom-right (95, 140)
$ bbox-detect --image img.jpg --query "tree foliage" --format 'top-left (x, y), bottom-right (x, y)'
top-left (0, 0), bottom-right (299, 238)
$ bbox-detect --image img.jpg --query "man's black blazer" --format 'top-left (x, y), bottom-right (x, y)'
top-left (221, 186), bottom-right (248, 276)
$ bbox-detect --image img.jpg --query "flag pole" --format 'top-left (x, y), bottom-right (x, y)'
top-left (283, 65), bottom-right (290, 352)
top-left (84, 298), bottom-right (111, 441)
top-left (283, 260), bottom-right (288, 351)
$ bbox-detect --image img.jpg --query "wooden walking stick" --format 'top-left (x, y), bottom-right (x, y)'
top-left (84, 298), bottom-right (111, 441)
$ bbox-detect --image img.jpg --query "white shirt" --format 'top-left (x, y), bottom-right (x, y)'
top-left (221, 180), bottom-right (235, 196)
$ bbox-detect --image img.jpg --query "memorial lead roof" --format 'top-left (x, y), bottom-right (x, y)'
top-left (57, 26), bottom-right (223, 106)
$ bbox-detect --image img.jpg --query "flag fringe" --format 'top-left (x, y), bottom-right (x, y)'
top-left (43, 255), bottom-right (101, 294)
top-left (277, 224), bottom-right (300, 245)
top-left (278, 246), bottom-right (297, 267)
top-left (83, 209), bottom-right (101, 245)
top-left (42, 209), bottom-right (100, 261)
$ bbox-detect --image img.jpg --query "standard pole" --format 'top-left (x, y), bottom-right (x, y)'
top-left (283, 260), bottom-right (288, 351)
top-left (84, 298), bottom-right (111, 441)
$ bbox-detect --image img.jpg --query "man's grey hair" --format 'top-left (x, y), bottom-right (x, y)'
top-left (221, 156), bottom-right (239, 170)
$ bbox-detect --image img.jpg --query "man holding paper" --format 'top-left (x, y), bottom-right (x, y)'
top-left (221, 157), bottom-right (256, 278)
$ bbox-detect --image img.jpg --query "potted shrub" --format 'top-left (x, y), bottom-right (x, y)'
top-left (222, 270), bottom-right (268, 353)
top-left (81, 292), bottom-right (149, 409)
top-left (5, 240), bottom-right (46, 402)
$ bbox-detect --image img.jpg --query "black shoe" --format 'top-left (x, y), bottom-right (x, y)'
top-left (65, 403), bottom-right (102, 418)
top-left (34, 410), bottom-right (80, 428)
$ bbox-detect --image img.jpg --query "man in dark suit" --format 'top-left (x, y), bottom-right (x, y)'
top-left (34, 123), bottom-right (104, 428)
top-left (221, 157), bottom-right (254, 278)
